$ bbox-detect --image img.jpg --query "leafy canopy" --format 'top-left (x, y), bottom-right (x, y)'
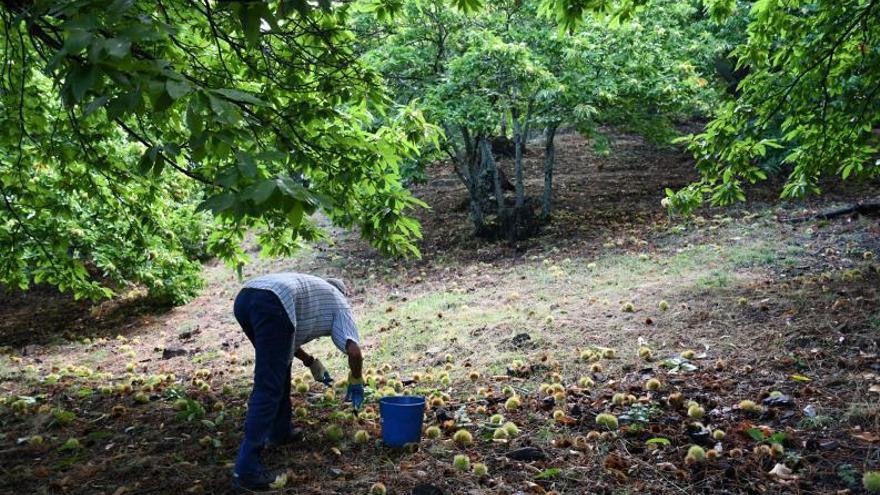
top-left (669, 0), bottom-right (880, 210)
top-left (0, 0), bottom-right (436, 302)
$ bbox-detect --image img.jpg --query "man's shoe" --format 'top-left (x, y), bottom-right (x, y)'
top-left (232, 469), bottom-right (280, 493)
top-left (266, 427), bottom-right (305, 448)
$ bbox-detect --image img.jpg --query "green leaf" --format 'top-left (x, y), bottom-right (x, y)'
top-left (746, 428), bottom-right (765, 442)
top-left (67, 64), bottom-right (97, 103)
top-left (63, 29), bottom-right (94, 54)
top-left (450, 0), bottom-right (482, 12)
top-left (100, 38), bottom-right (131, 58)
top-left (241, 180), bottom-right (276, 205)
top-left (277, 175), bottom-right (306, 200)
top-left (534, 468), bottom-right (561, 480)
top-left (704, 0), bottom-right (735, 22)
top-left (198, 193), bottom-right (236, 215)
top-left (236, 151), bottom-right (257, 178)
top-left (185, 101), bottom-right (204, 135)
top-left (106, 91), bottom-right (141, 119)
top-left (166, 80), bottom-right (191, 100)
top-left (82, 96), bottom-right (109, 117)
top-left (152, 89), bottom-right (175, 112)
top-left (58, 438), bottom-right (82, 451)
top-left (138, 146), bottom-right (160, 175)
top-left (207, 94), bottom-right (242, 125)
top-left (287, 201), bottom-right (304, 228)
top-left (212, 88), bottom-right (268, 106)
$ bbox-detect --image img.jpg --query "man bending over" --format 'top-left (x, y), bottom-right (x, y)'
top-left (232, 273), bottom-right (364, 491)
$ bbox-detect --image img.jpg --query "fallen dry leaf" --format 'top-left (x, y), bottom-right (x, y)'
top-left (269, 472), bottom-right (289, 489)
top-left (769, 463), bottom-right (797, 480)
top-left (556, 415), bottom-right (577, 426)
top-left (851, 431), bottom-right (880, 443)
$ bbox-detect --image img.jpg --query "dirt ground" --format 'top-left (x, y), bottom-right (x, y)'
top-left (1, 131), bottom-right (879, 494)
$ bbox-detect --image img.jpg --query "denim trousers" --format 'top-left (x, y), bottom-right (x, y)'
top-left (233, 288), bottom-right (294, 476)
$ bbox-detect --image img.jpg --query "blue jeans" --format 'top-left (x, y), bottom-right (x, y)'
top-left (233, 288), bottom-right (295, 476)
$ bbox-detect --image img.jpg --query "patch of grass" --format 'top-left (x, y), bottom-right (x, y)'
top-left (177, 323), bottom-right (199, 340)
top-left (0, 359), bottom-right (40, 385)
top-left (696, 269), bottom-right (733, 289)
top-left (358, 288), bottom-right (528, 371)
top-left (192, 351), bottom-right (222, 364)
top-left (663, 245), bottom-right (725, 276)
top-left (0, 359), bottom-right (19, 381)
top-left (80, 349), bottom-right (108, 367)
top-left (845, 402), bottom-right (879, 426)
top-left (868, 312), bottom-right (880, 331)
top-left (724, 242), bottom-right (779, 267)
top-left (532, 419), bottom-right (556, 444)
top-left (484, 350), bottom-right (528, 376)
top-left (517, 222), bottom-right (802, 302)
top-left (798, 415), bottom-right (834, 430)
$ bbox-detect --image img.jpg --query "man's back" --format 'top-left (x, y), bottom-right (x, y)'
top-left (243, 273), bottom-right (350, 347)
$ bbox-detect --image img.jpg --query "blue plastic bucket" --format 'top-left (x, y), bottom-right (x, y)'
top-left (379, 396), bottom-right (426, 447)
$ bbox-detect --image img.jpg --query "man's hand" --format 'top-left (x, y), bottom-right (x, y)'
top-left (308, 358), bottom-right (332, 386)
top-left (345, 376), bottom-right (365, 411)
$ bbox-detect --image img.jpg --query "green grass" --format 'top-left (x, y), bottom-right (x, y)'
top-left (515, 226), bottom-right (793, 301)
top-left (364, 289), bottom-right (529, 369)
top-left (192, 351), bottom-right (222, 364)
top-left (80, 349), bottom-right (109, 367)
top-left (0, 358), bottom-right (24, 381)
top-left (0, 359), bottom-right (42, 387)
top-left (845, 402), bottom-right (879, 424)
top-left (532, 418), bottom-right (557, 444)
top-left (298, 216), bottom-right (813, 379)
top-left (869, 312), bottom-right (880, 331)
top-left (696, 269), bottom-right (734, 289)
top-left (798, 415), bottom-right (834, 430)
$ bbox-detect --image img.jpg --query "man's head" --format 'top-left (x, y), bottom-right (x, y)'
top-left (325, 277), bottom-right (347, 296)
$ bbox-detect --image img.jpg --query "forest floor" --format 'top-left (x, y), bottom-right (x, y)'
top-left (1, 132), bottom-right (879, 494)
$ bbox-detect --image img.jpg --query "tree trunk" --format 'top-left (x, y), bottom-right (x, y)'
top-left (511, 116), bottom-right (525, 208)
top-left (480, 138), bottom-right (504, 212)
top-left (448, 126), bottom-right (488, 235)
top-left (468, 188), bottom-right (486, 232)
top-left (541, 125), bottom-right (558, 221)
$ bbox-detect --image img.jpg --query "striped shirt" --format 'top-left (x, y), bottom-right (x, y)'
top-left (243, 273), bottom-right (360, 358)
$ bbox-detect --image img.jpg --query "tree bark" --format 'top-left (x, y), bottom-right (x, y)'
top-left (480, 137), bottom-right (504, 212)
top-left (458, 127), bottom-right (488, 233)
top-left (511, 114), bottom-right (525, 208)
top-left (541, 125), bottom-right (558, 221)
top-left (511, 100), bottom-right (534, 209)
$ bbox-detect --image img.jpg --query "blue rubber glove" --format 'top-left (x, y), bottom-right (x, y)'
top-left (345, 378), bottom-right (365, 411)
top-left (308, 359), bottom-right (333, 386)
